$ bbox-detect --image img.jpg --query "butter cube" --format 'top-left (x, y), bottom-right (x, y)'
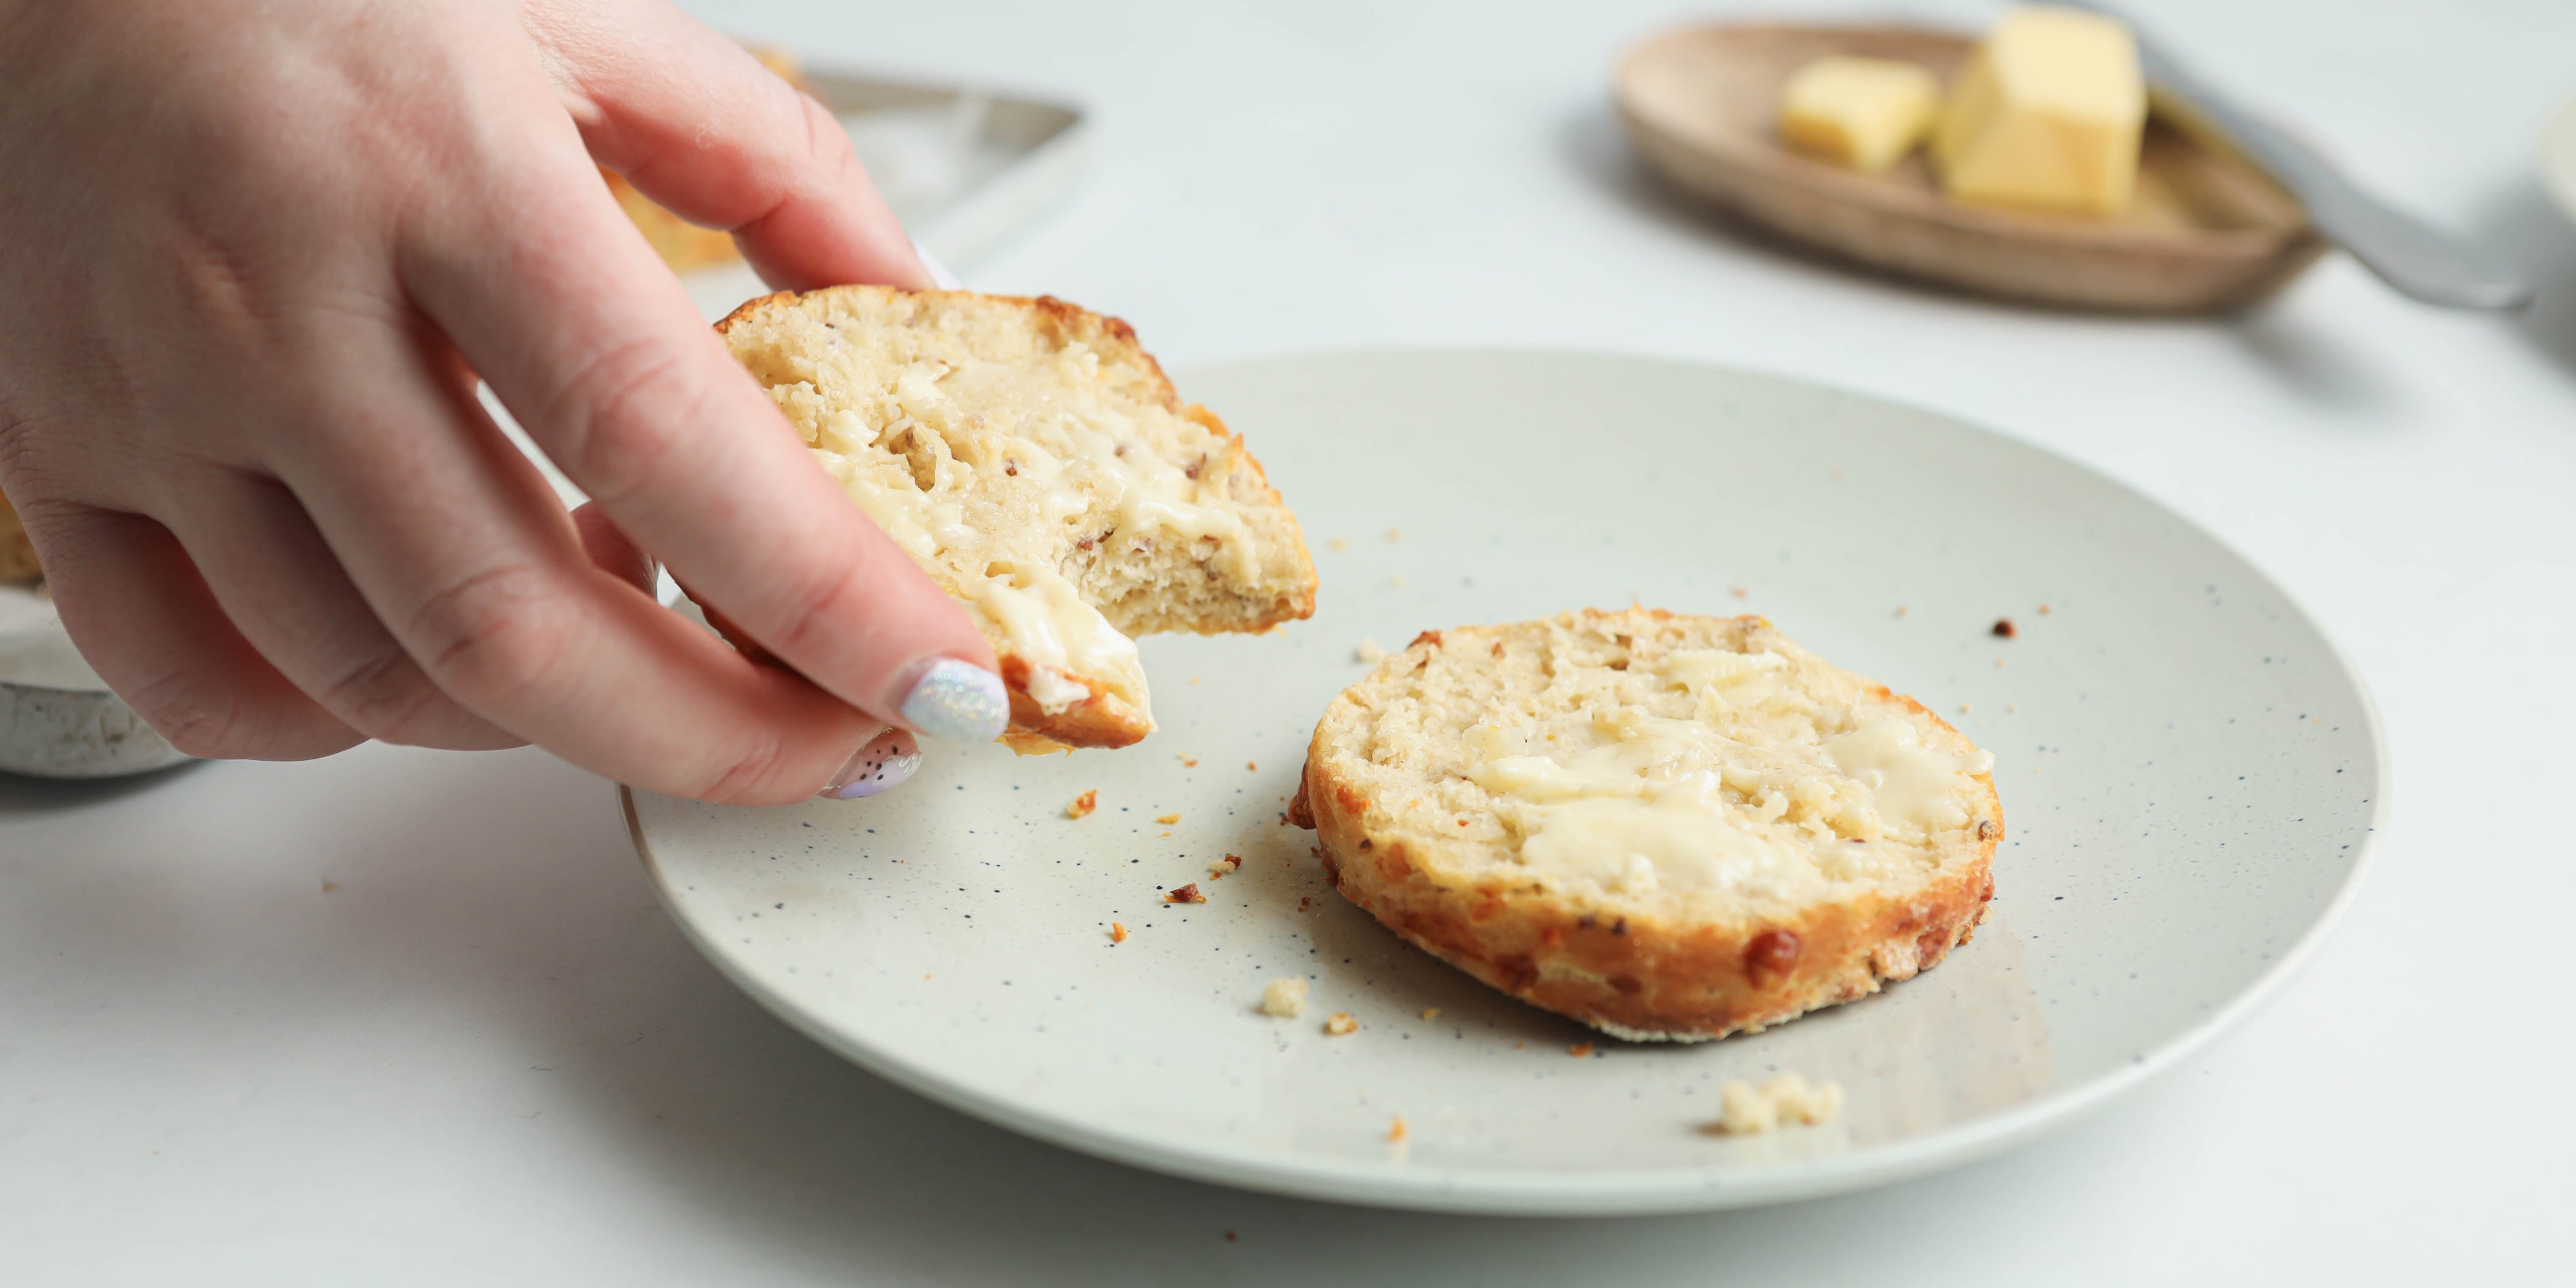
top-left (1933, 6), bottom-right (2146, 216)
top-left (1778, 56), bottom-right (1942, 174)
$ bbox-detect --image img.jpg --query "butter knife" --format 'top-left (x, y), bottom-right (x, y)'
top-left (2064, 0), bottom-right (2532, 310)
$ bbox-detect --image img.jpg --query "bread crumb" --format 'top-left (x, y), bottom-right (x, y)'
top-left (1894, 604), bottom-right (1909, 617)
top-left (1156, 812), bottom-right (1181, 824)
top-left (1164, 883), bottom-right (1208, 904)
top-left (321, 880), bottom-right (339, 894)
top-left (1569, 1042), bottom-right (1595, 1057)
top-left (1355, 638), bottom-right (1387, 663)
top-left (1387, 1115), bottom-right (1409, 1142)
top-left (1297, 896), bottom-right (1312, 912)
top-left (1994, 657), bottom-right (2006, 668)
top-left (2037, 603), bottom-right (2052, 615)
top-left (1224, 1231), bottom-right (1236, 1243)
top-left (1190, 676), bottom-right (1202, 685)
top-left (1324, 1012), bottom-right (1357, 1036)
top-left (1957, 702), bottom-right (1972, 714)
top-left (1384, 528), bottom-right (1402, 543)
top-left (1729, 586), bottom-right (1748, 599)
top-left (1992, 618), bottom-right (2017, 639)
top-left (1209, 854), bottom-right (1243, 879)
top-left (1711, 1074), bottom-right (1845, 1135)
top-left (1246, 760), bottom-right (1257, 771)
top-left (1260, 977), bottom-right (1309, 1017)
top-left (1110, 922), bottom-right (1128, 944)
top-left (1067, 790), bottom-right (1097, 818)
top-left (1328, 537), bottom-right (1350, 552)
top-left (2006, 702), bottom-right (2019, 713)
top-left (1179, 755), bottom-right (1197, 767)
top-left (1421, 1006), bottom-right (1441, 1020)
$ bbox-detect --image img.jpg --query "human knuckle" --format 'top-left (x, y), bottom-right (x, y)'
top-left (541, 335), bottom-right (710, 504)
top-left (315, 644), bottom-right (453, 743)
top-left (125, 665), bottom-right (262, 759)
top-left (407, 561), bottom-right (576, 705)
top-left (692, 730), bottom-right (802, 805)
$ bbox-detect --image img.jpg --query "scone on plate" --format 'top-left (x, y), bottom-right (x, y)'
top-left (1289, 608), bottom-right (2000, 1041)
top-left (720, 286), bottom-right (1317, 750)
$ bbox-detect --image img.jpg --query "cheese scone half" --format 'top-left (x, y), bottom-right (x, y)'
top-left (1291, 608), bottom-right (2000, 1040)
top-left (719, 288), bottom-right (1318, 750)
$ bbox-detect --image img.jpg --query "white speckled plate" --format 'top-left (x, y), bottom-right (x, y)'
top-left (625, 351), bottom-right (2382, 1215)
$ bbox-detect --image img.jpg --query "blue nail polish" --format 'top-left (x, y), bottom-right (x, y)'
top-left (822, 728), bottom-right (922, 800)
top-left (897, 658), bottom-right (1009, 743)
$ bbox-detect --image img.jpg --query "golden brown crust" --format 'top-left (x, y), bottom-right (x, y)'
top-left (1292, 609), bottom-right (2000, 1042)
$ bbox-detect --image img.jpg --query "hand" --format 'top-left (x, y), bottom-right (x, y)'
top-left (0, 0), bottom-right (1004, 802)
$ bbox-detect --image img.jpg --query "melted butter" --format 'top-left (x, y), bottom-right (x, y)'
top-left (965, 563), bottom-right (1147, 717)
top-left (1462, 671), bottom-right (1988, 897)
top-left (779, 339), bottom-right (1274, 733)
top-left (1823, 718), bottom-right (1991, 833)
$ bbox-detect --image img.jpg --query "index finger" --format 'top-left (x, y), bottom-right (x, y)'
top-left (397, 85), bottom-right (1002, 743)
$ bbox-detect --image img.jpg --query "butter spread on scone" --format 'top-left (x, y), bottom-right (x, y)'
top-left (718, 287), bottom-right (1317, 750)
top-left (1291, 608), bottom-right (2000, 1042)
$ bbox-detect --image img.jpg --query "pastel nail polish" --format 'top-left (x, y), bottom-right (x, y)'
top-left (895, 657), bottom-right (1009, 743)
top-left (821, 727), bottom-right (922, 800)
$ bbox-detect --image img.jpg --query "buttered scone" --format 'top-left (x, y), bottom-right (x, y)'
top-left (1289, 608), bottom-right (2000, 1041)
top-left (719, 288), bottom-right (1318, 749)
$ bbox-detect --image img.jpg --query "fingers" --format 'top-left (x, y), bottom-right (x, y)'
top-left (27, 502), bottom-right (362, 761)
top-left (571, 500), bottom-right (655, 596)
top-left (268, 322), bottom-right (885, 803)
top-left (393, 103), bottom-right (1002, 745)
top-left (526, 0), bottom-right (930, 291)
top-left (157, 466), bottom-right (523, 751)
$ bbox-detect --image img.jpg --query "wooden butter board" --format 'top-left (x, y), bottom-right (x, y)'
top-left (1616, 23), bottom-right (2326, 313)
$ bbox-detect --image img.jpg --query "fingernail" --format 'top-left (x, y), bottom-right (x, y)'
top-left (895, 657), bottom-right (1008, 743)
top-left (821, 727), bottom-right (922, 800)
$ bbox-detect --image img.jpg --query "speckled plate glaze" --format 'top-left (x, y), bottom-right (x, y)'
top-left (626, 351), bottom-right (2383, 1215)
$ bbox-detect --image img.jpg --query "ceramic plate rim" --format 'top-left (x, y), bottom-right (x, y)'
top-left (624, 348), bottom-right (2388, 1216)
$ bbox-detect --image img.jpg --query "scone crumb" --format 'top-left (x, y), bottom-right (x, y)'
top-left (1260, 977), bottom-right (1308, 1017)
top-left (1157, 812), bottom-right (1181, 824)
top-left (1179, 755), bottom-right (1198, 767)
top-left (1067, 790), bottom-right (1097, 818)
top-left (1209, 854), bottom-right (1243, 879)
top-left (1384, 528), bottom-right (1403, 543)
top-left (1329, 537), bottom-right (1350, 552)
top-left (1355, 638), bottom-right (1388, 663)
top-left (1297, 897), bottom-right (1312, 912)
top-left (1894, 604), bottom-right (1909, 618)
top-left (1711, 1075), bottom-right (1845, 1136)
top-left (1246, 760), bottom-right (1257, 771)
top-left (1421, 1007), bottom-right (1441, 1020)
top-left (1387, 1115), bottom-right (1409, 1142)
top-left (1569, 1042), bottom-right (1596, 1058)
top-left (321, 880), bottom-right (339, 894)
top-left (1387, 574), bottom-right (1408, 589)
top-left (1958, 702), bottom-right (1972, 714)
top-left (1110, 922), bottom-right (1128, 944)
top-left (1729, 586), bottom-right (1748, 599)
top-left (1165, 883), bottom-right (1208, 904)
top-left (1992, 618), bottom-right (2017, 639)
top-left (2037, 603), bottom-right (2052, 615)
top-left (1324, 1012), bottom-right (1358, 1036)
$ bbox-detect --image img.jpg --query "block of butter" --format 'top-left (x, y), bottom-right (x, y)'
top-left (1933, 6), bottom-right (2146, 217)
top-left (1778, 56), bottom-right (1943, 174)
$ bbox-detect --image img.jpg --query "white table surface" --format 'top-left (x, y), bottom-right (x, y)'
top-left (7, 0), bottom-right (2571, 1281)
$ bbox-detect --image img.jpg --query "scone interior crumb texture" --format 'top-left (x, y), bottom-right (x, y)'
top-left (1259, 977), bottom-right (1309, 1018)
top-left (1293, 608), bottom-right (2000, 1042)
top-left (718, 286), bottom-right (1316, 751)
top-left (1715, 1075), bottom-right (1845, 1135)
